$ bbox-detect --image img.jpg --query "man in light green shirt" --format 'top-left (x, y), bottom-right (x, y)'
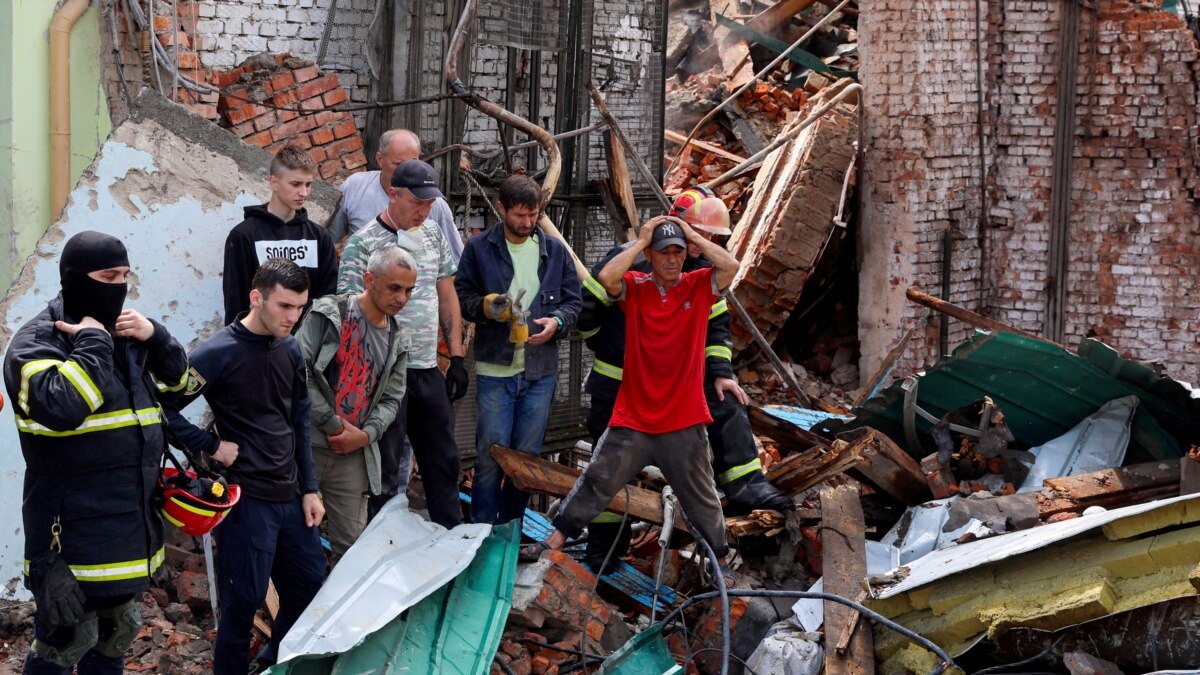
top-left (455, 175), bottom-right (582, 524)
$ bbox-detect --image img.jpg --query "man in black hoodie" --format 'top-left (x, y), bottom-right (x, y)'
top-left (222, 144), bottom-right (338, 325)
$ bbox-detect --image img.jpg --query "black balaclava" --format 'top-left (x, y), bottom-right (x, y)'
top-left (59, 231), bottom-right (130, 329)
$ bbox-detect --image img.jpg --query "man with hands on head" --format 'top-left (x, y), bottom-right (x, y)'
top-left (5, 231), bottom-right (189, 675)
top-left (163, 258), bottom-right (326, 675)
top-left (521, 215), bottom-right (740, 587)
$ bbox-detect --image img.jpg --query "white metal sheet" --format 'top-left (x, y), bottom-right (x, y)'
top-left (277, 497), bottom-right (491, 662)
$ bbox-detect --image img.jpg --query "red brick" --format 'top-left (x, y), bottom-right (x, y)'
top-left (177, 51), bottom-right (201, 70)
top-left (252, 110), bottom-right (279, 132)
top-left (325, 136), bottom-right (363, 158)
top-left (271, 71), bottom-right (296, 92)
top-left (293, 65), bottom-right (320, 83)
top-left (152, 15), bottom-right (172, 32)
top-left (293, 73), bottom-right (338, 102)
top-left (245, 130), bottom-right (273, 148)
top-left (300, 97), bottom-right (325, 112)
top-left (343, 150), bottom-right (367, 171)
top-left (175, 571), bottom-right (209, 611)
top-left (158, 31), bottom-right (191, 49)
top-left (308, 147), bottom-right (328, 164)
top-left (278, 110), bottom-right (299, 123)
top-left (225, 103), bottom-right (267, 126)
top-left (184, 103), bottom-right (218, 121)
top-left (332, 119), bottom-right (358, 139)
top-left (310, 127), bottom-right (335, 146)
top-left (230, 119), bottom-right (257, 138)
top-left (211, 68), bottom-right (245, 88)
top-left (319, 160), bottom-right (342, 180)
top-left (323, 87), bottom-right (349, 107)
top-left (289, 134), bottom-right (313, 151)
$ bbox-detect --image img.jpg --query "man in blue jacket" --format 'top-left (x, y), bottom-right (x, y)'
top-left (456, 174), bottom-right (581, 524)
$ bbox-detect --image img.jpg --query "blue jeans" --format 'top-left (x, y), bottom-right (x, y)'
top-left (471, 373), bottom-right (558, 524)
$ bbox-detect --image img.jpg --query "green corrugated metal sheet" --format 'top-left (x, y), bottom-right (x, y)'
top-left (271, 521), bottom-right (521, 675)
top-left (819, 332), bottom-right (1200, 462)
top-left (598, 625), bottom-right (682, 675)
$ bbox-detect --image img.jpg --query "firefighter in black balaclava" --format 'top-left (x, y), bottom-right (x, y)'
top-left (4, 231), bottom-right (189, 675)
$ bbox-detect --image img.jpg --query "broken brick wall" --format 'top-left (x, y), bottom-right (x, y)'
top-left (989, 3), bottom-right (1200, 379)
top-left (857, 0), bottom-right (992, 379)
top-left (191, 0), bottom-right (375, 130)
top-left (860, 0), bottom-right (1200, 386)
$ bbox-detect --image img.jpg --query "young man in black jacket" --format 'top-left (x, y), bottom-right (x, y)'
top-left (222, 144), bottom-right (338, 325)
top-left (164, 259), bottom-right (326, 675)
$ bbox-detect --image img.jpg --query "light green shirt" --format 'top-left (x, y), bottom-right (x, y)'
top-left (476, 235), bottom-right (541, 377)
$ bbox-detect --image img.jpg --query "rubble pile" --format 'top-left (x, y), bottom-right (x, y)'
top-left (0, 529), bottom-right (223, 674)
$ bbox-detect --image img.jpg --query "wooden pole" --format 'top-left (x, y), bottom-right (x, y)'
top-left (905, 287), bottom-right (1059, 346)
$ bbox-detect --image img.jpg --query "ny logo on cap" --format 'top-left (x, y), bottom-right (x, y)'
top-left (660, 223), bottom-right (677, 236)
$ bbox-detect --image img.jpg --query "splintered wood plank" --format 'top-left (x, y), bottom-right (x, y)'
top-left (604, 128), bottom-right (640, 238)
top-left (492, 445), bottom-right (670, 525)
top-left (821, 483), bottom-right (874, 675)
top-left (839, 428), bottom-right (931, 505)
top-left (665, 129), bottom-right (748, 165)
top-left (765, 438), bottom-right (862, 496)
top-left (1039, 459), bottom-right (1181, 518)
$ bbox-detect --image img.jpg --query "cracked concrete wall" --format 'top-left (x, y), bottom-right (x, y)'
top-left (0, 92), bottom-right (336, 598)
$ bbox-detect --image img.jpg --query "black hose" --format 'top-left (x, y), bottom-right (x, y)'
top-left (656, 589), bottom-right (958, 675)
top-left (493, 654), bottom-right (516, 675)
top-left (684, 647), bottom-right (763, 675)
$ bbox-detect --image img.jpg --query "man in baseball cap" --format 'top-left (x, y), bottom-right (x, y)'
top-left (390, 159), bottom-right (445, 201)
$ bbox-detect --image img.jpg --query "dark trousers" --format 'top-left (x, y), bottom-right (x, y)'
top-left (367, 414), bottom-right (409, 521)
top-left (23, 595), bottom-right (132, 675)
top-left (396, 367), bottom-right (463, 528)
top-left (213, 495), bottom-right (326, 675)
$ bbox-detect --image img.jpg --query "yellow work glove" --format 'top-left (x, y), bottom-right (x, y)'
top-left (483, 293), bottom-right (514, 322)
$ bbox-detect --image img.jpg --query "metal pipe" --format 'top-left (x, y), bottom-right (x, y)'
top-left (49, 0), bottom-right (93, 220)
top-left (665, 0), bottom-right (852, 179)
top-left (703, 82), bottom-right (863, 190)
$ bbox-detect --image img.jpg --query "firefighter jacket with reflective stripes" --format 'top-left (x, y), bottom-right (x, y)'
top-left (578, 243), bottom-right (734, 402)
top-left (3, 295), bottom-right (189, 596)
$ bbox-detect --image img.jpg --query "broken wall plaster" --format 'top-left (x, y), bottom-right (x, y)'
top-left (0, 92), bottom-right (337, 599)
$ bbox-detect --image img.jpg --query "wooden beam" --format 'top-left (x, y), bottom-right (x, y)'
top-left (821, 483), bottom-right (874, 674)
top-left (492, 446), bottom-right (683, 528)
top-left (839, 428), bottom-right (931, 506)
top-left (664, 129), bottom-right (748, 165)
top-left (604, 127), bottom-right (641, 237)
top-left (747, 0), bottom-right (818, 35)
top-left (1038, 459), bottom-right (1181, 517)
top-left (905, 287), bottom-right (1058, 346)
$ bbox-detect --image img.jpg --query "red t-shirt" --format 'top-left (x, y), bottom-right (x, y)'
top-left (608, 267), bottom-right (718, 433)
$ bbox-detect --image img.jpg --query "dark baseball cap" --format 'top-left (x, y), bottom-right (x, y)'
top-left (390, 159), bottom-right (443, 201)
top-left (651, 221), bottom-right (687, 251)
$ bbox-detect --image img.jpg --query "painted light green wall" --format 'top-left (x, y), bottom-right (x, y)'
top-left (0, 1), bottom-right (112, 290)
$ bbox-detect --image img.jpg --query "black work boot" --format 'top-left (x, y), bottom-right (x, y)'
top-left (723, 473), bottom-right (794, 513)
top-left (584, 520), bottom-right (632, 575)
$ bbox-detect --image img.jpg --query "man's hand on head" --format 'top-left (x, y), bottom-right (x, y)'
top-left (114, 309), bottom-right (155, 341)
top-left (667, 216), bottom-right (702, 244)
top-left (54, 316), bottom-right (105, 336)
top-left (638, 215), bottom-right (669, 246)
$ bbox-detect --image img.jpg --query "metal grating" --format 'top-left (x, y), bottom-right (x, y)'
top-left (478, 0), bottom-right (568, 51)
